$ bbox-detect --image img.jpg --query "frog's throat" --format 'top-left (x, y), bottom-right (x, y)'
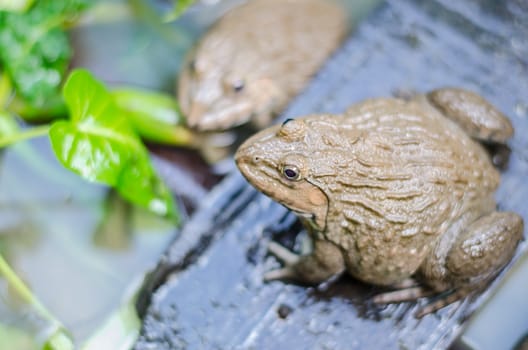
top-left (261, 190), bottom-right (326, 232)
top-left (279, 180), bottom-right (329, 232)
top-left (295, 210), bottom-right (325, 232)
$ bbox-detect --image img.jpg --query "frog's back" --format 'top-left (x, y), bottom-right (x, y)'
top-left (194, 0), bottom-right (346, 96)
top-left (305, 98), bottom-right (499, 284)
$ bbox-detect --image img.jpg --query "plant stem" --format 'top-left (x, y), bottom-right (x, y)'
top-left (0, 72), bottom-right (12, 108)
top-left (0, 254), bottom-right (55, 323)
top-left (0, 124), bottom-right (50, 148)
top-left (0, 253), bottom-right (74, 349)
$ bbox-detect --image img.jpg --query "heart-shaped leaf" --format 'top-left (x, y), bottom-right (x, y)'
top-left (49, 69), bottom-right (178, 221)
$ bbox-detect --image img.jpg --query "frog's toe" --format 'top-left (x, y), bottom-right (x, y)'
top-left (373, 286), bottom-right (435, 304)
top-left (263, 242), bottom-right (301, 282)
top-left (267, 241), bottom-right (301, 265)
top-left (373, 286), bottom-right (471, 318)
top-left (263, 267), bottom-right (298, 282)
top-left (264, 240), bottom-right (345, 284)
top-left (413, 288), bottom-right (472, 318)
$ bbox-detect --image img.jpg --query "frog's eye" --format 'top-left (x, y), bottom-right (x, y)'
top-left (232, 80), bottom-right (245, 93)
top-left (282, 165), bottom-right (301, 181)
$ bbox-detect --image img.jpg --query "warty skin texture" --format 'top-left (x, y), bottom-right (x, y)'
top-left (236, 88), bottom-right (523, 315)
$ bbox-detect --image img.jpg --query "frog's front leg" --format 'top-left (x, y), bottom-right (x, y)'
top-left (427, 87), bottom-right (514, 144)
top-left (264, 239), bottom-right (346, 284)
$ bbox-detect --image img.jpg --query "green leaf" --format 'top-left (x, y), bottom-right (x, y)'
top-left (163, 0), bottom-right (195, 22)
top-left (0, 0), bottom-right (89, 113)
top-left (112, 88), bottom-right (195, 146)
top-left (49, 69), bottom-right (178, 221)
top-left (0, 0), bottom-right (34, 12)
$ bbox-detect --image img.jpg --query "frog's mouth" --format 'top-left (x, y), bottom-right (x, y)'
top-left (236, 155), bottom-right (328, 232)
top-left (186, 99), bottom-right (254, 131)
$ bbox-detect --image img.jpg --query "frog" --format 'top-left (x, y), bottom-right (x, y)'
top-left (178, 0), bottom-right (347, 132)
top-left (235, 87), bottom-right (524, 317)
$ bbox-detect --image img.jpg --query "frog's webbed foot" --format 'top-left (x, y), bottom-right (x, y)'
top-left (264, 240), bottom-right (345, 285)
top-left (372, 285), bottom-right (468, 318)
top-left (263, 241), bottom-right (301, 281)
top-left (413, 287), bottom-right (475, 318)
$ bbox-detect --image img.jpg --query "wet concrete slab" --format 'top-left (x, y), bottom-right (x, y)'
top-left (135, 0), bottom-right (528, 348)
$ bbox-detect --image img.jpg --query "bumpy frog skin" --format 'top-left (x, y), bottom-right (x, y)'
top-left (178, 0), bottom-right (346, 132)
top-left (235, 88), bottom-right (524, 317)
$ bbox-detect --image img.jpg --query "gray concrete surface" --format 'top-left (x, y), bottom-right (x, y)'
top-left (135, 0), bottom-right (528, 348)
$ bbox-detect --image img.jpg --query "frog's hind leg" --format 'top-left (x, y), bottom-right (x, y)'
top-left (371, 282), bottom-right (474, 318)
top-left (264, 240), bottom-right (346, 284)
top-left (417, 211), bottom-right (523, 317)
top-left (372, 277), bottom-right (428, 303)
top-left (440, 211), bottom-right (522, 289)
top-left (390, 277), bottom-right (420, 289)
top-left (426, 87), bottom-right (514, 144)
top-left (374, 211), bottom-right (523, 318)
top-left (377, 283), bottom-right (486, 318)
top-left (413, 287), bottom-right (476, 318)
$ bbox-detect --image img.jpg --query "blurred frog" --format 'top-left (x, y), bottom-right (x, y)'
top-left (178, 0), bottom-right (347, 132)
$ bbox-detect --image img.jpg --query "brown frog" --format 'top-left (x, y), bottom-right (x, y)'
top-left (178, 0), bottom-right (346, 132)
top-left (235, 87), bottom-right (524, 317)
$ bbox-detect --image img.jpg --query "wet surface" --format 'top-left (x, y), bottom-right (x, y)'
top-left (135, 0), bottom-right (528, 348)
